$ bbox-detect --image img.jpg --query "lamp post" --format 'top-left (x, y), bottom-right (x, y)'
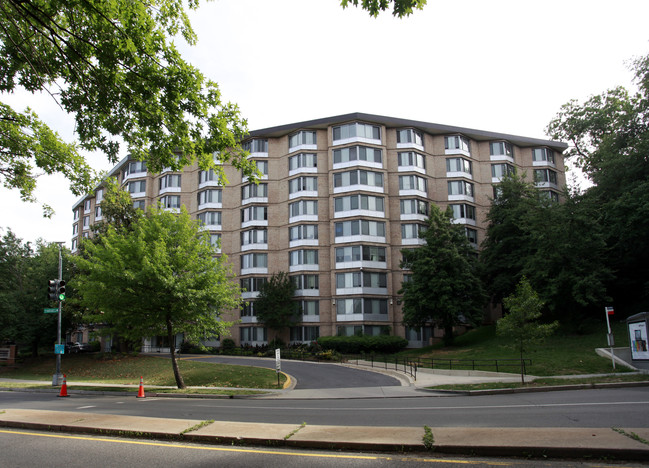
top-left (53, 242), bottom-right (65, 386)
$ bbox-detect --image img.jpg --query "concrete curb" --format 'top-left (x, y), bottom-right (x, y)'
top-left (1, 409), bottom-right (648, 461)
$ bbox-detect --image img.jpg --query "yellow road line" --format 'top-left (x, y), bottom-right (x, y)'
top-left (0, 428), bottom-right (512, 465)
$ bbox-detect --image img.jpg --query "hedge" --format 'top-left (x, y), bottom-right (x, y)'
top-left (316, 335), bottom-right (408, 354)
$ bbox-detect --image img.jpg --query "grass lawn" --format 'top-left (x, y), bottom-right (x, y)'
top-left (0, 353), bottom-right (286, 390)
top-left (396, 320), bottom-right (635, 376)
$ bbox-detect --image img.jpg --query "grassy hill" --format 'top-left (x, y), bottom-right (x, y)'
top-left (397, 320), bottom-right (632, 376)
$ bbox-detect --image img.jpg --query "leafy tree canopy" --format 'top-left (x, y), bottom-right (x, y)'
top-left (72, 205), bottom-right (241, 388)
top-left (547, 52), bottom-right (649, 313)
top-left (254, 271), bottom-right (298, 334)
top-left (340, 0), bottom-right (427, 17)
top-left (399, 205), bottom-right (485, 345)
top-left (0, 0), bottom-right (256, 213)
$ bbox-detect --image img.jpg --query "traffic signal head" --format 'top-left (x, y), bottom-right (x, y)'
top-left (48, 279), bottom-right (59, 301)
top-left (57, 280), bottom-right (66, 301)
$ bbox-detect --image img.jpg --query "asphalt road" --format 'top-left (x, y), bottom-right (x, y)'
top-left (1, 387), bottom-right (647, 429)
top-left (3, 428), bottom-right (642, 468)
top-left (182, 354), bottom-right (401, 389)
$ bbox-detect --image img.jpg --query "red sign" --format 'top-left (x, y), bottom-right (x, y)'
top-left (606, 306), bottom-right (615, 315)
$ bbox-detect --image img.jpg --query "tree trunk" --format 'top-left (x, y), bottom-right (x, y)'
top-left (166, 317), bottom-right (185, 389)
top-left (519, 346), bottom-right (525, 385)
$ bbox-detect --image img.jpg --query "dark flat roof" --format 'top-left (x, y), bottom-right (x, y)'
top-left (249, 112), bottom-right (568, 151)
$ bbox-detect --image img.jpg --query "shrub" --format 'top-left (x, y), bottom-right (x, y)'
top-left (221, 338), bottom-right (236, 350)
top-left (317, 335), bottom-right (408, 354)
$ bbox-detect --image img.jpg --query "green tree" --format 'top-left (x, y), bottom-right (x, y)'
top-left (341, 0), bottom-right (427, 17)
top-left (0, 229), bottom-right (73, 355)
top-left (547, 53), bottom-right (649, 313)
top-left (91, 177), bottom-right (141, 236)
top-left (72, 205), bottom-right (241, 389)
top-left (399, 205), bottom-right (485, 345)
top-left (1, 0), bottom-right (256, 212)
top-left (479, 173), bottom-right (541, 306)
top-left (497, 277), bottom-right (558, 384)
top-left (254, 272), bottom-right (298, 341)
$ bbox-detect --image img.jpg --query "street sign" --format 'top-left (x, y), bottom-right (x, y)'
top-left (44, 308), bottom-right (58, 314)
top-left (54, 344), bottom-right (65, 355)
top-left (275, 348), bottom-right (281, 373)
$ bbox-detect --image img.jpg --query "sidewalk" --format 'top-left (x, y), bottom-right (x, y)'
top-left (0, 408), bottom-right (648, 460)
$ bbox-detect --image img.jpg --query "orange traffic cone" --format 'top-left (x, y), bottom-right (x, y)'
top-left (136, 376), bottom-right (145, 398)
top-left (58, 374), bottom-right (69, 397)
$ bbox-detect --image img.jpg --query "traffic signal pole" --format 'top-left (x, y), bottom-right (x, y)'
top-left (53, 243), bottom-right (64, 386)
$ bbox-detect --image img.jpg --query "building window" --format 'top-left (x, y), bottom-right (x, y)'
top-left (289, 130), bottom-right (316, 150)
top-left (94, 206), bottom-right (102, 219)
top-left (241, 253), bottom-right (268, 269)
top-left (198, 189), bottom-right (222, 205)
top-left (333, 170), bottom-right (383, 189)
top-left (541, 190), bottom-right (560, 202)
top-left (396, 128), bottom-right (423, 146)
top-left (335, 245), bottom-right (386, 263)
top-left (398, 152), bottom-right (425, 170)
top-left (73, 209), bottom-right (79, 220)
top-left (241, 302), bottom-right (257, 317)
top-left (197, 211), bottom-right (222, 226)
top-left (336, 298), bottom-right (388, 315)
top-left (95, 189), bottom-right (104, 203)
top-left (159, 195), bottom-right (181, 209)
top-left (333, 146), bottom-right (382, 164)
top-left (290, 325), bottom-right (319, 342)
top-left (289, 153), bottom-right (317, 171)
top-left (241, 206), bottom-right (268, 222)
top-left (449, 204), bottom-right (476, 221)
top-left (291, 274), bottom-right (319, 291)
top-left (199, 169), bottom-right (221, 185)
top-left (466, 227), bottom-right (478, 245)
top-left (72, 224), bottom-right (78, 235)
top-left (82, 216), bottom-right (90, 229)
top-left (128, 180), bottom-right (146, 194)
top-left (242, 139), bottom-right (268, 154)
top-left (534, 168), bottom-right (558, 185)
top-left (124, 160), bottom-right (147, 177)
top-left (71, 238), bottom-right (78, 251)
top-left (251, 160), bottom-right (269, 177)
top-left (289, 249), bottom-right (319, 267)
top-left (448, 180), bottom-right (474, 197)
top-left (133, 200), bottom-right (146, 211)
top-left (332, 122), bottom-right (381, 142)
top-left (400, 199), bottom-right (428, 216)
top-left (289, 200), bottom-right (318, 217)
top-left (159, 174), bottom-right (181, 190)
top-left (240, 277), bottom-right (268, 293)
top-left (288, 176), bottom-right (318, 195)
top-left (490, 141), bottom-right (513, 157)
top-left (209, 234), bottom-right (221, 250)
top-left (532, 148), bottom-right (555, 164)
top-left (336, 271), bottom-right (387, 289)
top-left (491, 163), bottom-right (516, 179)
top-left (445, 135), bottom-right (470, 153)
top-left (446, 157), bottom-right (472, 175)
top-left (289, 224), bottom-right (318, 241)
top-left (398, 175), bottom-right (427, 192)
top-left (241, 229), bottom-right (268, 247)
top-left (401, 223), bottom-right (425, 239)
top-left (334, 194), bottom-right (384, 214)
top-left (334, 219), bottom-right (386, 238)
top-left (241, 183), bottom-right (268, 200)
top-left (84, 199), bottom-right (92, 212)
top-left (240, 326), bottom-right (267, 343)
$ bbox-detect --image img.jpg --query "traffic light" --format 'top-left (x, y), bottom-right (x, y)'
top-left (57, 280), bottom-right (66, 301)
top-left (48, 280), bottom-right (59, 301)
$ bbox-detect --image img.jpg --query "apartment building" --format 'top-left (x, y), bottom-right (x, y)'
top-left (71, 112), bottom-right (567, 348)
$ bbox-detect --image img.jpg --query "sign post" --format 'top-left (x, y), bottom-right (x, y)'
top-left (605, 306), bottom-right (616, 369)
top-left (275, 348), bottom-right (281, 388)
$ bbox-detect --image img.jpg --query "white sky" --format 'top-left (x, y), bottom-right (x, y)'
top-left (2, 0), bottom-right (649, 247)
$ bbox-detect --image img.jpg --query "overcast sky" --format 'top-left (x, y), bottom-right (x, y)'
top-left (2, 0), bottom-right (649, 248)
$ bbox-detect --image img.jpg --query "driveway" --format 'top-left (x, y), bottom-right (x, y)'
top-left (181, 355), bottom-right (401, 389)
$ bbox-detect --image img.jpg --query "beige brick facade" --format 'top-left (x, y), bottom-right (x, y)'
top-left (72, 113), bottom-right (566, 348)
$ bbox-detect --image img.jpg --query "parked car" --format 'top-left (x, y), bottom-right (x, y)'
top-left (65, 342), bottom-right (92, 353)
